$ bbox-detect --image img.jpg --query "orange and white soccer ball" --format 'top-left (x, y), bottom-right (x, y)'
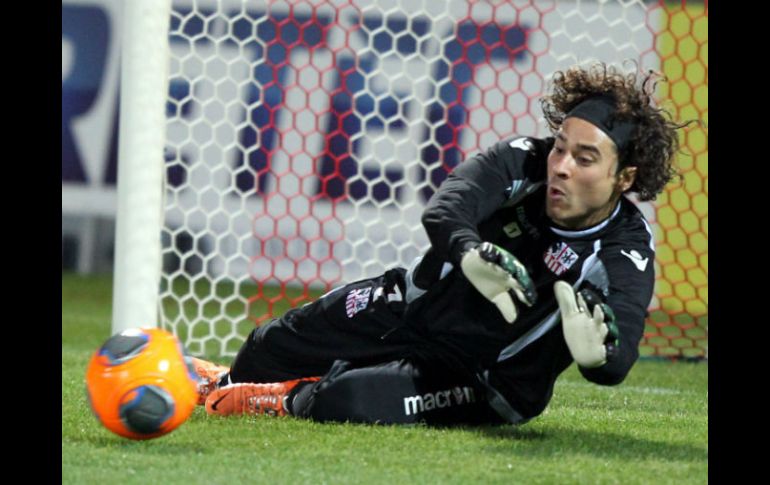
top-left (85, 328), bottom-right (198, 440)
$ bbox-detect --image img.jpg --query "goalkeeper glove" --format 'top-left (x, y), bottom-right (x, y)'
top-left (460, 242), bottom-right (537, 323)
top-left (554, 281), bottom-right (619, 368)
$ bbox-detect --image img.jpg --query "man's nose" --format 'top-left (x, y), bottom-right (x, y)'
top-left (551, 154), bottom-right (572, 178)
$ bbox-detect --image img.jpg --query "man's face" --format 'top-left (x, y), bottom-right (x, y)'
top-left (545, 117), bottom-right (634, 229)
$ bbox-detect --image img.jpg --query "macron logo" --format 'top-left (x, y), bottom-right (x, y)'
top-left (403, 386), bottom-right (476, 416)
top-left (620, 249), bottom-right (649, 272)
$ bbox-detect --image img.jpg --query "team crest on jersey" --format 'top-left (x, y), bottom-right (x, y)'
top-left (543, 242), bottom-right (579, 276)
top-left (345, 287), bottom-right (372, 318)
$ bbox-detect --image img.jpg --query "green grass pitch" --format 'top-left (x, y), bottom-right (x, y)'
top-left (62, 272), bottom-right (707, 484)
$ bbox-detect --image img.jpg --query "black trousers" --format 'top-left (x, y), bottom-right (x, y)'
top-left (229, 269), bottom-right (504, 425)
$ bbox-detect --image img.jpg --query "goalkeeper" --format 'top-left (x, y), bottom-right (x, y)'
top-left (192, 62), bottom-right (687, 425)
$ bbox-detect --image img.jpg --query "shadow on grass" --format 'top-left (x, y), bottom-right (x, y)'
top-left (66, 433), bottom-right (207, 454)
top-left (472, 424), bottom-right (707, 462)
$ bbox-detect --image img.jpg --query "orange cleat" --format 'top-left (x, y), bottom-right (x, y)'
top-left (205, 377), bottom-right (321, 417)
top-left (188, 357), bottom-right (230, 405)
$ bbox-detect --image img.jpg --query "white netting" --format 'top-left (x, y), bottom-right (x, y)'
top-left (157, 0), bottom-right (707, 358)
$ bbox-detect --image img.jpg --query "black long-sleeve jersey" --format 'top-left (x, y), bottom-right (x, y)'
top-left (405, 136), bottom-right (655, 423)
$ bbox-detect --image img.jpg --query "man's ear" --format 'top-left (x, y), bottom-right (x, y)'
top-left (616, 166), bottom-right (637, 192)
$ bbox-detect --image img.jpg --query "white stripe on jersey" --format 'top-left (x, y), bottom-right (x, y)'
top-left (496, 239), bottom-right (603, 363)
top-left (641, 218), bottom-right (655, 252)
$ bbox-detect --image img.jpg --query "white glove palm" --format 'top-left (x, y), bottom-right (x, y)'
top-left (554, 281), bottom-right (618, 368)
top-left (460, 242), bottom-right (537, 323)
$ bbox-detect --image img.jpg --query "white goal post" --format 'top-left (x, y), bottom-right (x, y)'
top-left (111, 0), bottom-right (173, 334)
top-left (112, 0), bottom-right (707, 359)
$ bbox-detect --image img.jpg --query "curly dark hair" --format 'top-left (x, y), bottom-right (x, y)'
top-left (540, 62), bottom-right (689, 201)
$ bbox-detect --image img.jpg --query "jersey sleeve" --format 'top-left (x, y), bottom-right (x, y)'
top-left (420, 137), bottom-right (548, 266)
top-left (578, 228), bottom-right (655, 385)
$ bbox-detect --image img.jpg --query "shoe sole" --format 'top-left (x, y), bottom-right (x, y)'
top-left (205, 383), bottom-right (284, 417)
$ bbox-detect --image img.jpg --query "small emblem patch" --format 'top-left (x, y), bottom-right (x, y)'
top-left (503, 222), bottom-right (522, 238)
top-left (620, 249), bottom-right (649, 271)
top-left (345, 287), bottom-right (372, 318)
top-left (543, 242), bottom-right (579, 276)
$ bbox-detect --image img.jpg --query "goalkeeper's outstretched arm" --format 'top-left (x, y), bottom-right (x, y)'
top-left (555, 244), bottom-right (653, 386)
top-left (420, 141), bottom-right (516, 267)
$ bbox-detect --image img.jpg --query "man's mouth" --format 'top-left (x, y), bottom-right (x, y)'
top-left (548, 185), bottom-right (567, 199)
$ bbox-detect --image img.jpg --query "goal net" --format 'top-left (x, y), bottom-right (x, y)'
top-left (119, 0), bottom-right (707, 359)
